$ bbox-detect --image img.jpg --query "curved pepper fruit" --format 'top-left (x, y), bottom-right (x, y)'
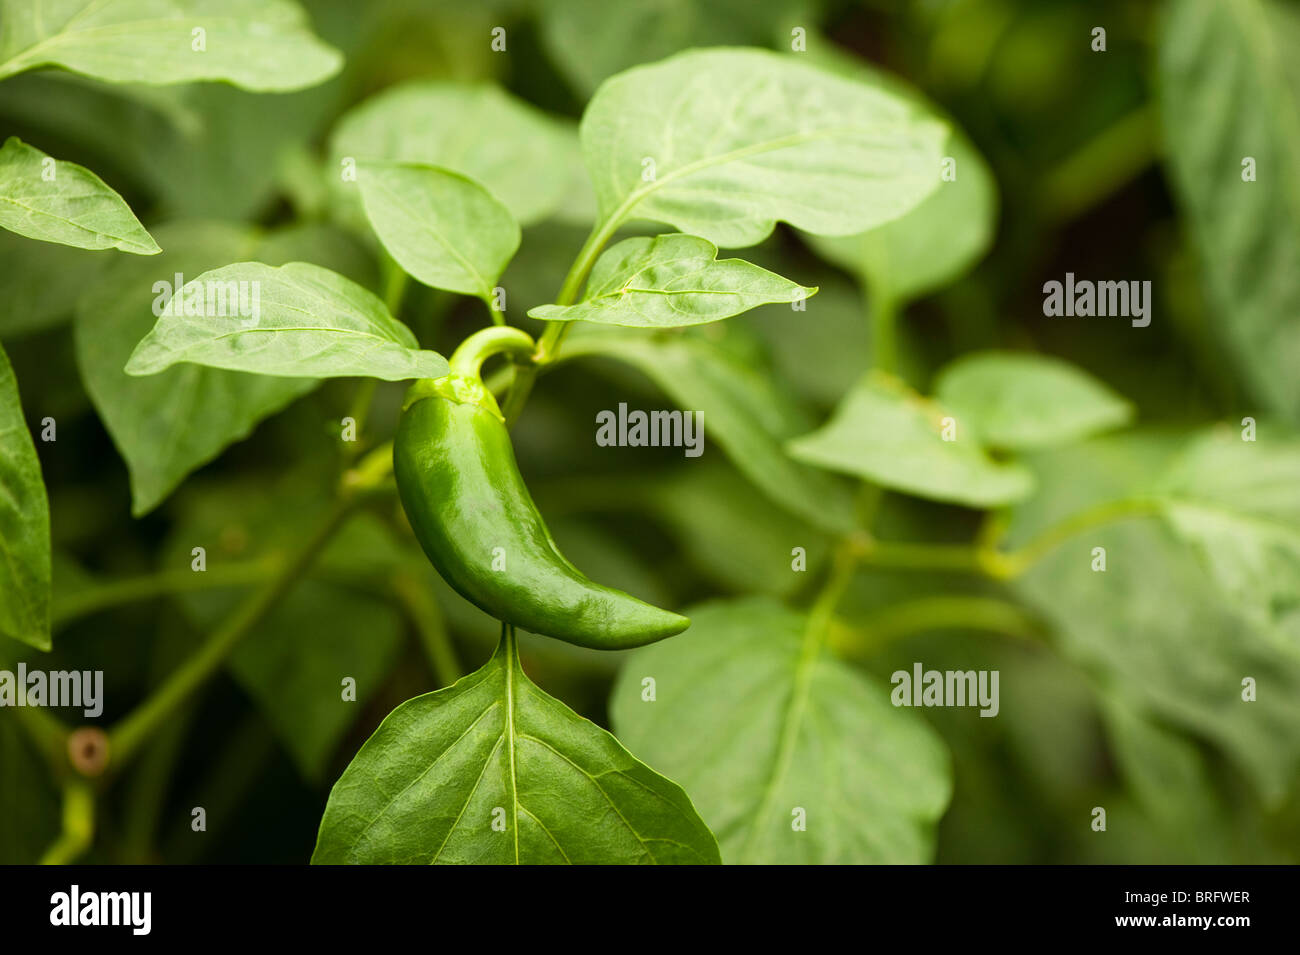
top-left (394, 328), bottom-right (690, 650)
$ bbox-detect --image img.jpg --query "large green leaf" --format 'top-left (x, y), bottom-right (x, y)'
top-left (125, 261), bottom-right (447, 380)
top-left (580, 48), bottom-right (948, 248)
top-left (330, 81), bottom-right (575, 227)
top-left (610, 597), bottom-right (952, 864)
top-left (75, 222), bottom-right (319, 515)
top-left (645, 462), bottom-right (832, 598)
top-left (933, 351), bottom-right (1134, 451)
top-left (0, 342), bottom-right (50, 650)
top-left (1159, 0), bottom-right (1300, 424)
top-left (0, 137), bottom-right (158, 254)
top-left (1154, 426), bottom-right (1300, 642)
top-left (313, 631), bottom-right (721, 864)
top-left (1007, 434), bottom-right (1300, 804)
top-left (358, 162), bottom-right (519, 302)
top-left (0, 0), bottom-right (342, 90)
top-left (788, 373), bottom-right (1035, 508)
top-left (797, 41), bottom-right (997, 304)
top-left (806, 132), bottom-right (995, 305)
top-left (567, 327), bottom-right (857, 533)
top-left (531, 233), bottom-right (813, 327)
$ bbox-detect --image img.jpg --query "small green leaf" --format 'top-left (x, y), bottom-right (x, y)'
top-left (1154, 426), bottom-right (1300, 640)
top-left (0, 342), bottom-right (50, 650)
top-left (330, 82), bottom-right (575, 227)
top-left (358, 162), bottom-right (520, 301)
top-left (313, 632), bottom-right (720, 864)
top-left (933, 351), bottom-right (1134, 451)
top-left (0, 137), bottom-right (158, 254)
top-left (530, 234), bottom-right (814, 327)
top-left (581, 48), bottom-right (948, 248)
top-left (567, 328), bottom-right (857, 533)
top-left (1160, 0), bottom-right (1300, 424)
top-left (125, 262), bottom-right (448, 381)
top-left (0, 0), bottom-right (342, 91)
top-left (75, 222), bottom-right (319, 516)
top-left (788, 373), bottom-right (1034, 508)
top-left (610, 597), bottom-right (952, 864)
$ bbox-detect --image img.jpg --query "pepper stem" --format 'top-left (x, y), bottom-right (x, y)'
top-left (449, 326), bottom-right (536, 380)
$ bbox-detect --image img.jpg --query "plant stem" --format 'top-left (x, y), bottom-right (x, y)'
top-left (1040, 104), bottom-right (1158, 224)
top-left (107, 497), bottom-right (357, 770)
top-left (52, 560), bottom-right (280, 630)
top-left (392, 571), bottom-right (462, 686)
top-left (834, 595), bottom-right (1045, 659)
top-left (39, 780), bottom-right (94, 865)
top-left (869, 289), bottom-right (898, 374)
top-left (383, 259), bottom-right (409, 316)
top-left (13, 702), bottom-right (69, 773)
top-left (503, 212), bottom-right (625, 424)
top-left (854, 537), bottom-right (985, 573)
top-left (993, 496), bottom-right (1163, 578)
top-left (448, 325), bottom-right (536, 378)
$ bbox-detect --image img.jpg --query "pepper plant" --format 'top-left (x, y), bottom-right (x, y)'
top-left (1, 0), bottom-right (1298, 865)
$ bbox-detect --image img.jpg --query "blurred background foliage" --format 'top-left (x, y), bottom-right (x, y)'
top-left (2, 0), bottom-right (1297, 864)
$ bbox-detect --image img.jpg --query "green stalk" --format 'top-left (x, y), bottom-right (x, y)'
top-left (107, 497), bottom-right (357, 770)
top-left (835, 596), bottom-right (1045, 658)
top-left (52, 560), bottom-right (279, 630)
top-left (393, 571), bottom-right (462, 686)
top-left (39, 780), bottom-right (94, 865)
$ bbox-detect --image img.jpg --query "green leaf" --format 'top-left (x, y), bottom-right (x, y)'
top-left (0, 137), bottom-right (158, 254)
top-left (0, 228), bottom-right (107, 338)
top-left (933, 351), bottom-right (1134, 451)
top-left (805, 132), bottom-right (996, 305)
top-left (581, 48), bottom-right (948, 248)
top-left (744, 273), bottom-right (872, 408)
top-left (313, 631), bottom-right (721, 864)
top-left (1159, 0), bottom-right (1300, 424)
top-left (124, 261), bottom-right (448, 381)
top-left (795, 38), bottom-right (997, 304)
top-left (330, 81), bottom-right (575, 227)
top-left (1007, 434), bottom-right (1300, 804)
top-left (530, 233), bottom-right (814, 327)
top-left (610, 597), bottom-right (952, 864)
top-left (538, 0), bottom-right (806, 95)
top-left (0, 343), bottom-right (50, 650)
top-left (0, 0), bottom-right (342, 91)
top-left (75, 222), bottom-right (318, 516)
top-left (1154, 426), bottom-right (1300, 641)
top-left (357, 162), bottom-right (520, 301)
top-left (646, 462), bottom-right (832, 599)
top-left (567, 328), bottom-right (857, 533)
top-left (788, 373), bottom-right (1035, 508)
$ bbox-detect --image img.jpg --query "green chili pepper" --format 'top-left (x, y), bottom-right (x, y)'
top-left (394, 327), bottom-right (689, 650)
